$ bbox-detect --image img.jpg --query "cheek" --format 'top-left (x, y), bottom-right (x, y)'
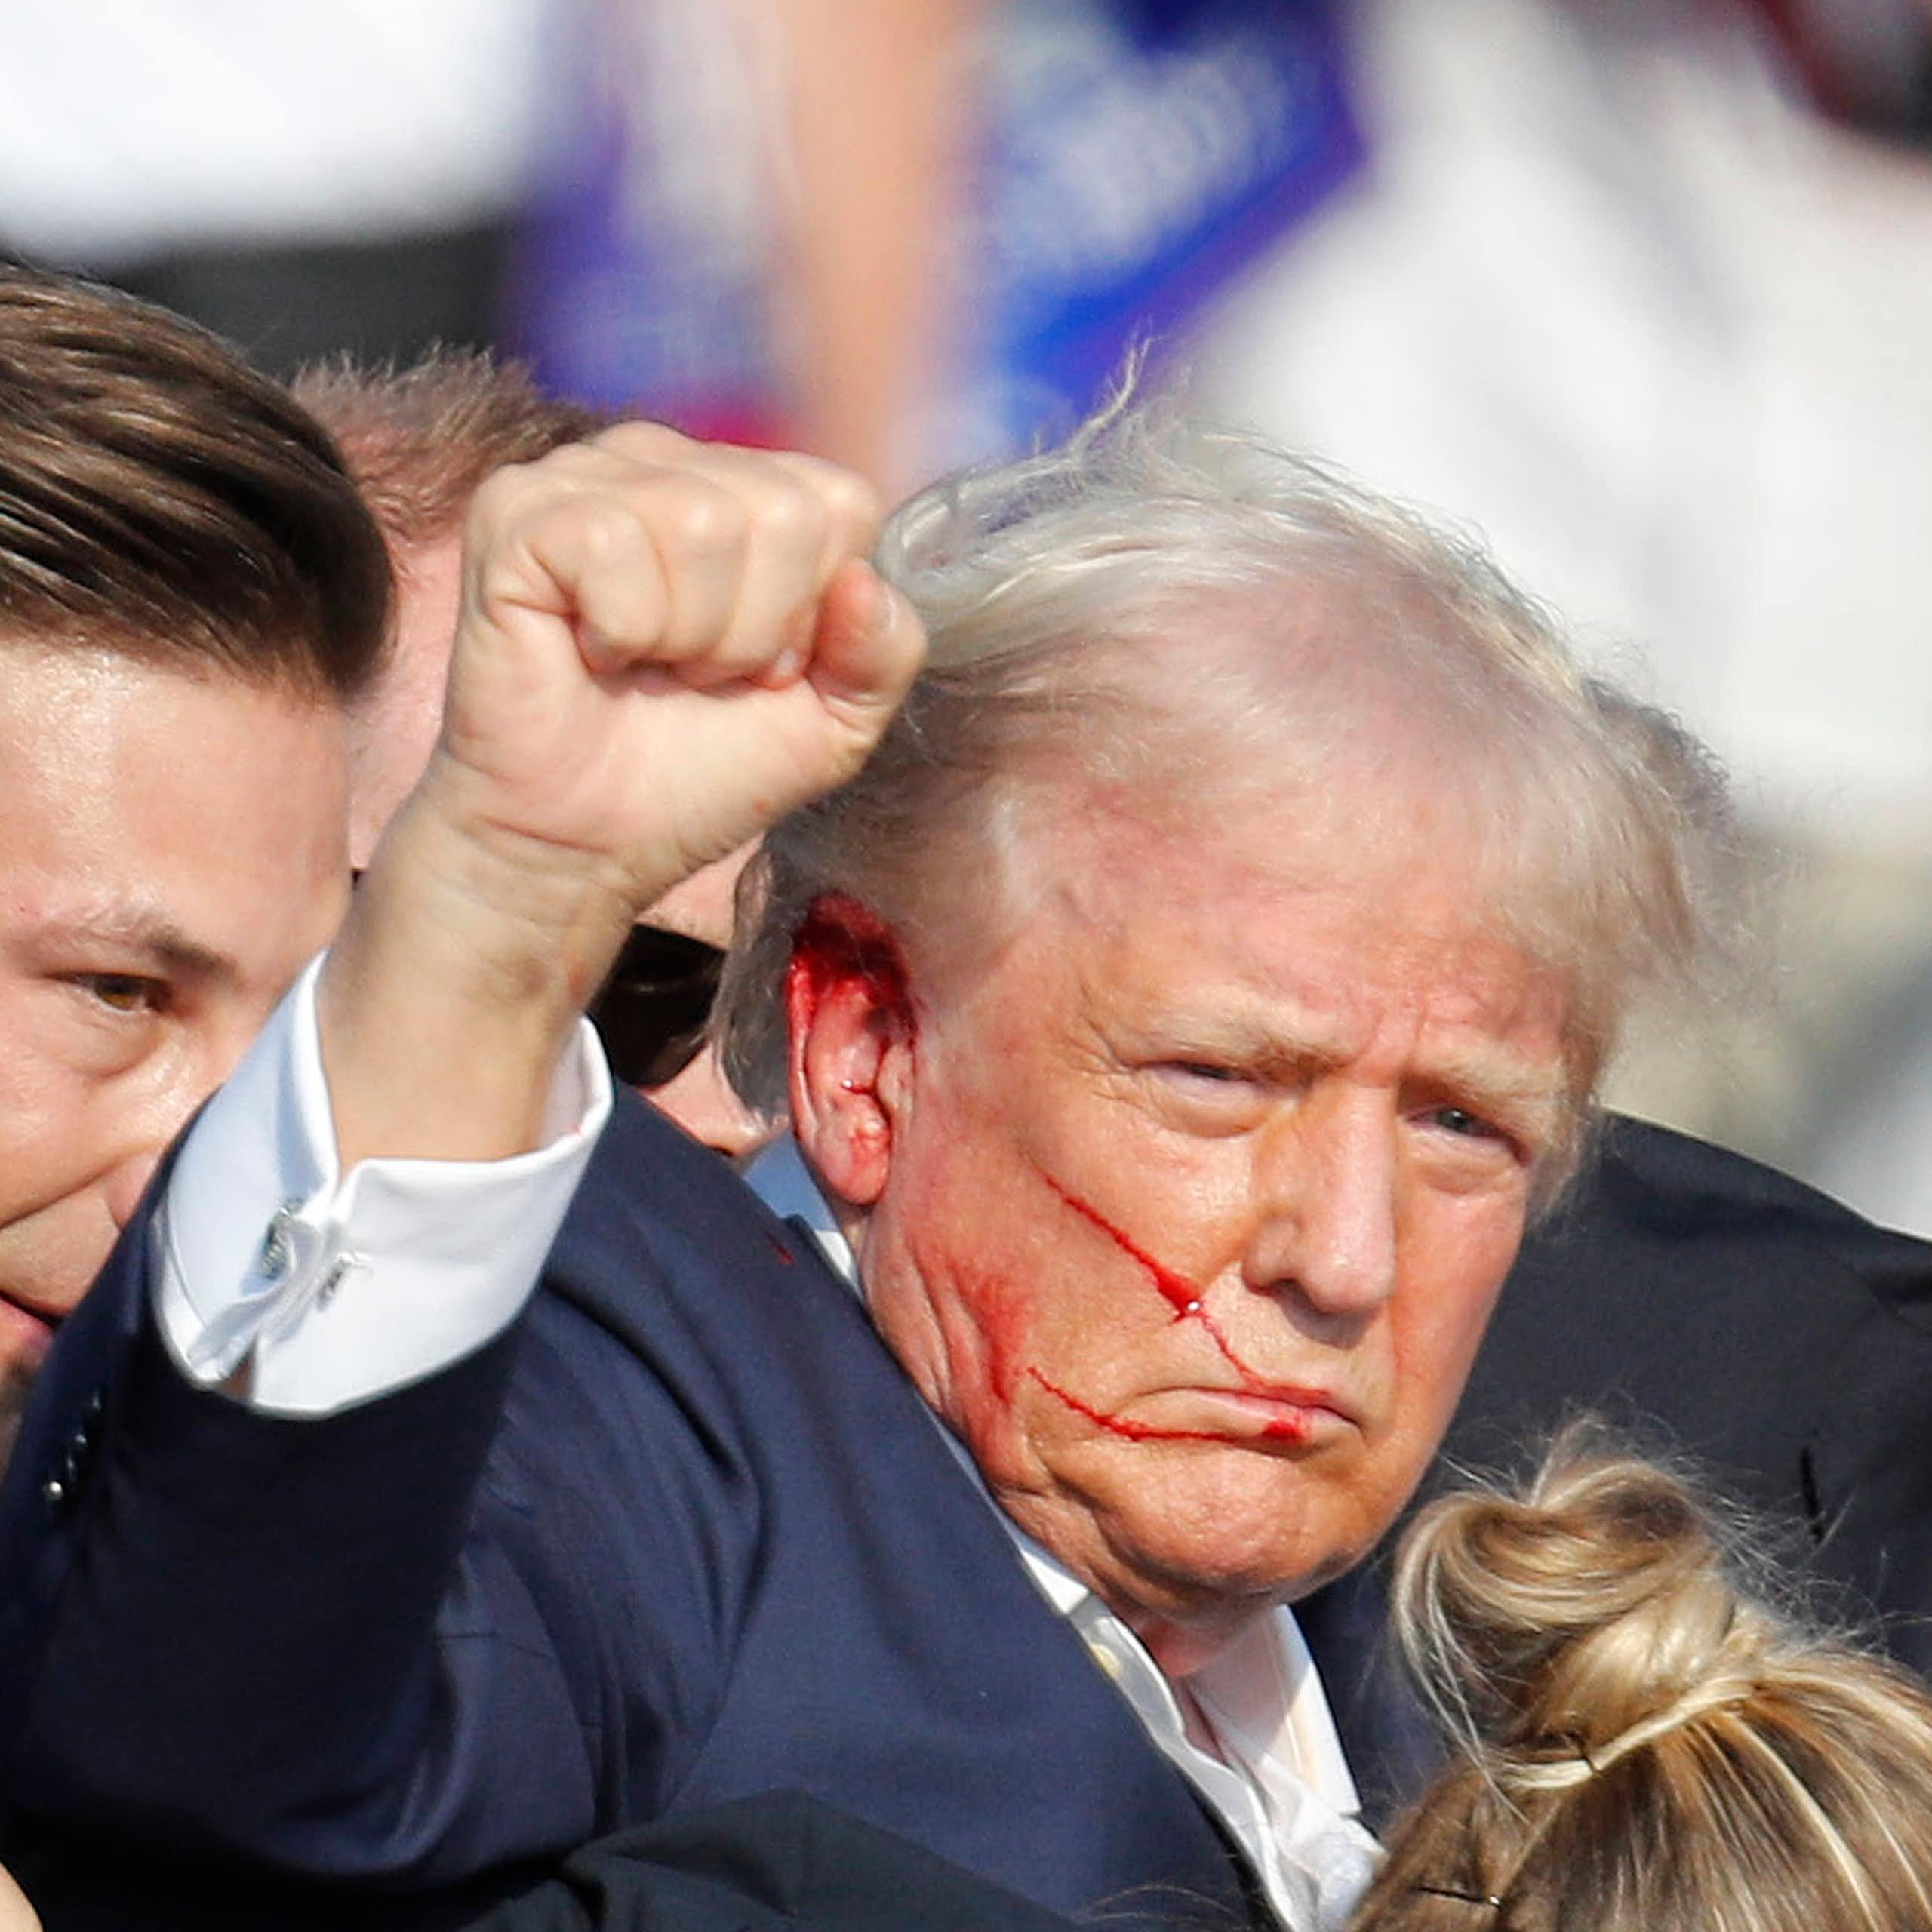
top-left (894, 1144), bottom-right (1044, 1409)
top-left (0, 1041), bottom-right (102, 1230)
top-left (1386, 1216), bottom-right (1520, 1436)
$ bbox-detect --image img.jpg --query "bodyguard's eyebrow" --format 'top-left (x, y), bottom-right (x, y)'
top-left (26, 904), bottom-right (233, 985)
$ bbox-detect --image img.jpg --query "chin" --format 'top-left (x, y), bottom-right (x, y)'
top-left (1115, 1460), bottom-right (1397, 1607)
top-left (1105, 1506), bottom-right (1341, 1615)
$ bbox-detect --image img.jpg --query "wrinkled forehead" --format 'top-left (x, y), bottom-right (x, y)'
top-left (1011, 755), bottom-right (1527, 949)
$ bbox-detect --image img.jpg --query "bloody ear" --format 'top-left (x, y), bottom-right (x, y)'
top-left (786, 894), bottom-right (916, 1207)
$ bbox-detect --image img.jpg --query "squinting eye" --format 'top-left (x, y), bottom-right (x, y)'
top-left (73, 972), bottom-right (164, 1015)
top-left (1430, 1105), bottom-right (1495, 1139)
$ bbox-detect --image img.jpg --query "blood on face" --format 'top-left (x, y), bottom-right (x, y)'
top-left (1030, 1171), bottom-right (1312, 1446)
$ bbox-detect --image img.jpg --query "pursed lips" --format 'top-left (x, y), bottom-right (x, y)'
top-left (1172, 1378), bottom-right (1360, 1429)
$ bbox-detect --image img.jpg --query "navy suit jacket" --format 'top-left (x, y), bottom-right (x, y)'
top-left (1303, 1112), bottom-right (1932, 1823)
top-left (459, 1791), bottom-right (1086, 1932)
top-left (0, 1093), bottom-right (1253, 1927)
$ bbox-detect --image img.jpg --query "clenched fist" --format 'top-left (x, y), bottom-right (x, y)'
top-left (322, 429), bottom-right (925, 1168)
top-left (437, 423), bottom-right (924, 907)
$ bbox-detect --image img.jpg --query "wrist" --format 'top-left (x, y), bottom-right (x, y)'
top-left (318, 780), bottom-right (636, 1169)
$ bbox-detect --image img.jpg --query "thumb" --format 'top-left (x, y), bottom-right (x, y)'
top-left (803, 559), bottom-right (926, 737)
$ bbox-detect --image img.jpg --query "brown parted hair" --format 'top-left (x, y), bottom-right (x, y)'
top-left (291, 347), bottom-right (605, 556)
top-left (0, 263), bottom-right (390, 703)
top-left (1352, 1427), bottom-right (1932, 1932)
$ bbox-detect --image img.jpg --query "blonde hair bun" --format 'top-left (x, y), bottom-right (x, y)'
top-left (1352, 1423), bottom-right (1932, 1931)
top-left (1395, 1426), bottom-right (1768, 1783)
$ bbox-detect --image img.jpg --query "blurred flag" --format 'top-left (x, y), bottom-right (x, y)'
top-left (514, 0), bottom-right (1363, 462)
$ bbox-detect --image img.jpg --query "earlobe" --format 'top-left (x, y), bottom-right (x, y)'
top-left (786, 896), bottom-right (915, 1208)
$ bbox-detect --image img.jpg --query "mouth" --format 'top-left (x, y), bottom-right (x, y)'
top-left (1177, 1383), bottom-right (1358, 1443)
top-left (1032, 1370), bottom-right (1359, 1447)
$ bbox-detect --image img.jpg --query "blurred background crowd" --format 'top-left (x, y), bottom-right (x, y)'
top-left (4, 0), bottom-right (1928, 1232)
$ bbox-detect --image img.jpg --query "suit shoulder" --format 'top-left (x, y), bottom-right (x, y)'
top-left (1522, 1114), bottom-right (1932, 1314)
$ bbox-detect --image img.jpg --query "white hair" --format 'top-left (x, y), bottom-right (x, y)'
top-left (715, 397), bottom-right (1740, 1187)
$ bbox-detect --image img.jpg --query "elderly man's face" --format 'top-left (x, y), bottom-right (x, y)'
top-left (799, 787), bottom-right (1571, 1664)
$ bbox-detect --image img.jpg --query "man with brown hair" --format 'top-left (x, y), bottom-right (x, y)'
top-left (0, 263), bottom-right (391, 1474)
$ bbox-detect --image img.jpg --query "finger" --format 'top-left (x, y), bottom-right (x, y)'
top-left (763, 449), bottom-right (886, 576)
top-left (677, 451), bottom-right (843, 685)
top-left (598, 421), bottom-right (884, 563)
top-left (482, 491), bottom-right (672, 679)
top-left (629, 469), bottom-right (749, 661)
top-left (589, 417), bottom-right (709, 469)
top-left (641, 445), bottom-right (883, 684)
top-left (480, 441), bottom-right (753, 663)
top-left (802, 559), bottom-right (927, 746)
top-left (466, 431), bottom-right (884, 692)
top-left (539, 436), bottom-right (844, 689)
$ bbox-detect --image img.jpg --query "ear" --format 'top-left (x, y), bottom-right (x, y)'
top-left (786, 895), bottom-right (918, 1208)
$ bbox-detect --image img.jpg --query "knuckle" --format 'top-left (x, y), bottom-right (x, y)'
top-left (653, 481), bottom-right (747, 559)
top-left (823, 469), bottom-right (884, 536)
top-left (746, 473), bottom-right (829, 553)
top-left (464, 460), bottom-right (537, 532)
top-left (777, 453), bottom-right (881, 536)
top-left (594, 419), bottom-right (694, 464)
top-left (560, 497), bottom-right (652, 570)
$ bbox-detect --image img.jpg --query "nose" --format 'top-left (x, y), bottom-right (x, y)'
top-left (1241, 1085), bottom-right (1399, 1323)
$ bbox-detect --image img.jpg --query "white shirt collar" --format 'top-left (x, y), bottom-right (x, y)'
top-left (743, 1137), bottom-right (1382, 1930)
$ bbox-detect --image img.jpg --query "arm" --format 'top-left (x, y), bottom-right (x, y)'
top-left (0, 426), bottom-right (924, 1878)
top-left (327, 422), bottom-right (919, 1174)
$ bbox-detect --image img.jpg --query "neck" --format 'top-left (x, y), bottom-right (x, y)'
top-left (1121, 1604), bottom-right (1251, 1679)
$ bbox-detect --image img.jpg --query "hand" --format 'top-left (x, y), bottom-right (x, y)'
top-left (429, 421), bottom-right (923, 923)
top-left (323, 427), bottom-right (924, 1167)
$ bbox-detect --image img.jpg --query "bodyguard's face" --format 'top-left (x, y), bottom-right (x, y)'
top-left (795, 789), bottom-right (1571, 1666)
top-left (0, 644), bottom-right (349, 1466)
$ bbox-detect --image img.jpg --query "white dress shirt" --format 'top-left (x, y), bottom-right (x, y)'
top-left (156, 954), bottom-right (611, 1414)
top-left (155, 969), bottom-right (1379, 1927)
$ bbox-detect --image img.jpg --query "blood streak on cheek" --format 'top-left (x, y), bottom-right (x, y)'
top-left (1038, 1172), bottom-right (1266, 1386)
top-left (1029, 1370), bottom-right (1221, 1442)
top-left (909, 1226), bottom-right (1029, 1404)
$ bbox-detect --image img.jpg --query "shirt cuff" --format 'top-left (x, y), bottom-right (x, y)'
top-left (155, 952), bottom-right (613, 1416)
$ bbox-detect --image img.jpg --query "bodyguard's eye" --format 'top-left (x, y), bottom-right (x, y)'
top-left (72, 972), bottom-right (165, 1015)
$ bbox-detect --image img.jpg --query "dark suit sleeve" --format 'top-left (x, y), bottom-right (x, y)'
top-left (1804, 1293), bottom-right (1932, 1677)
top-left (0, 1142), bottom-right (760, 1885)
top-left (462, 1794), bottom-right (1084, 1932)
